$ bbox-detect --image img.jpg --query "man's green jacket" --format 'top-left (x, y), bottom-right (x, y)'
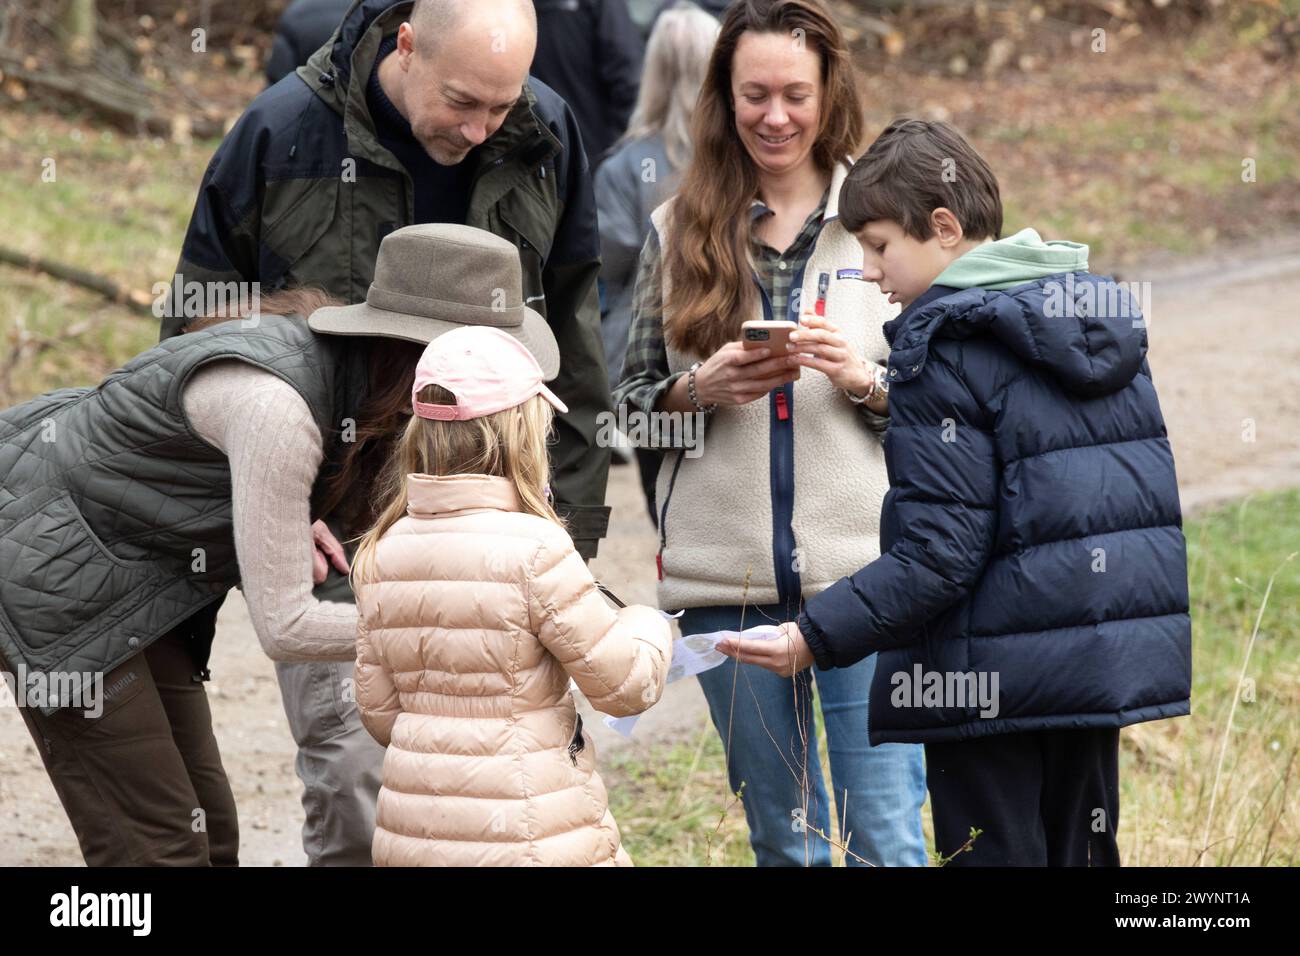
top-left (164, 0), bottom-right (611, 556)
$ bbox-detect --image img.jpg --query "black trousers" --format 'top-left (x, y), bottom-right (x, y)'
top-left (9, 629), bottom-right (240, 866)
top-left (924, 727), bottom-right (1121, 867)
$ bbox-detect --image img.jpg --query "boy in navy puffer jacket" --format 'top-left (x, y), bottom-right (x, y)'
top-left (718, 119), bottom-right (1191, 866)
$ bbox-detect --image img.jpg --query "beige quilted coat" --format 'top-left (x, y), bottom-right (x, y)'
top-left (354, 473), bottom-right (672, 866)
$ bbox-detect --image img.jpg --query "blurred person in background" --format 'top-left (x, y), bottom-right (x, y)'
top-left (647, 0), bottom-right (733, 33)
top-left (595, 1), bottom-right (720, 521)
top-left (531, 0), bottom-right (645, 165)
top-left (265, 0), bottom-right (354, 85)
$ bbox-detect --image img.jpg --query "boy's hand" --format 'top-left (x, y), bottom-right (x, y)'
top-left (789, 312), bottom-right (876, 396)
top-left (717, 621), bottom-right (814, 677)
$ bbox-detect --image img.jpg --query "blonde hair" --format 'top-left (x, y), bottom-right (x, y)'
top-left (351, 383), bottom-right (561, 586)
top-left (618, 2), bottom-right (721, 170)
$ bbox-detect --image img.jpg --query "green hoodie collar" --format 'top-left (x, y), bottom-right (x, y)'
top-left (934, 227), bottom-right (1089, 291)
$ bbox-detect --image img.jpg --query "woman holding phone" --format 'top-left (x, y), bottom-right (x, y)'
top-left (614, 0), bottom-right (926, 867)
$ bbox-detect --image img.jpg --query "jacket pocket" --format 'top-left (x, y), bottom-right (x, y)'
top-left (259, 176), bottom-right (341, 285)
top-left (653, 449), bottom-right (688, 585)
top-left (0, 493), bottom-right (163, 655)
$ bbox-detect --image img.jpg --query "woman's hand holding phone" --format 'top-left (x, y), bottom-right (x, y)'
top-left (790, 312), bottom-right (887, 411)
top-left (691, 340), bottom-right (800, 407)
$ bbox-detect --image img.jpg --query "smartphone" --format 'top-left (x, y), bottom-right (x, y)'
top-left (741, 319), bottom-right (799, 352)
top-left (741, 319), bottom-right (800, 381)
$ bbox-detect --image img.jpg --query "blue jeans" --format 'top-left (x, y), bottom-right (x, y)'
top-left (685, 603), bottom-right (928, 867)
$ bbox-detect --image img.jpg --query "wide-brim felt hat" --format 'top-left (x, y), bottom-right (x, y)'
top-left (307, 222), bottom-right (560, 380)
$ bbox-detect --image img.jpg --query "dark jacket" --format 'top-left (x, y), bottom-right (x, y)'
top-left (167, 0), bottom-right (611, 556)
top-left (531, 0), bottom-right (643, 165)
top-left (799, 274), bottom-right (1193, 745)
top-left (0, 316), bottom-right (354, 713)
top-left (265, 0), bottom-right (353, 86)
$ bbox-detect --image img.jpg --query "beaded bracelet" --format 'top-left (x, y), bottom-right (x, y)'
top-left (687, 361), bottom-right (717, 414)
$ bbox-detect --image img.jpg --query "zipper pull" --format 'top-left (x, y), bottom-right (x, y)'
top-left (775, 390), bottom-right (790, 421)
top-left (656, 552), bottom-right (664, 581)
top-left (815, 272), bottom-right (829, 316)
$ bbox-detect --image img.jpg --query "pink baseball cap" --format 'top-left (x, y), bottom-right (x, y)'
top-left (411, 325), bottom-right (568, 421)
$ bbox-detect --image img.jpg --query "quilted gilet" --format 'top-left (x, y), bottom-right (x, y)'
top-left (0, 315), bottom-right (345, 711)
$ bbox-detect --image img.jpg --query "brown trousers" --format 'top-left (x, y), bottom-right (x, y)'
top-left (10, 629), bottom-right (240, 866)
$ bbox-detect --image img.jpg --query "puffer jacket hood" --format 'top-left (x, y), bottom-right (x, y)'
top-left (934, 227), bottom-right (1089, 290)
top-left (885, 268), bottom-right (1148, 399)
top-left (292, 0), bottom-right (412, 115)
top-left (353, 473), bottom-right (672, 865)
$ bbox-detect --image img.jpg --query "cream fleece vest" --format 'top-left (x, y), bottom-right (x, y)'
top-left (649, 162), bottom-right (898, 611)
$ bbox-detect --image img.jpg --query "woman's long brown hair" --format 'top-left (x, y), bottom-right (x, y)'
top-left (182, 287), bottom-right (422, 540)
top-left (662, 0), bottom-right (864, 358)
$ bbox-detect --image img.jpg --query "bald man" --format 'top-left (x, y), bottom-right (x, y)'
top-left (164, 0), bottom-right (612, 865)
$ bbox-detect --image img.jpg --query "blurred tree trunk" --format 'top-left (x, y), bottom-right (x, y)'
top-left (60, 0), bottom-right (97, 65)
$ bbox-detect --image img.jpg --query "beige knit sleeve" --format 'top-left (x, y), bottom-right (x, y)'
top-left (182, 360), bottom-right (358, 662)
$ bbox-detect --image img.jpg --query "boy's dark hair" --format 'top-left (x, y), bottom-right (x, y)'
top-left (840, 118), bottom-right (1003, 241)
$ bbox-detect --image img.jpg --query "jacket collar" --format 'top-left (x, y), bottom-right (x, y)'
top-left (825, 159), bottom-right (851, 220)
top-left (749, 158), bottom-right (852, 225)
top-left (406, 473), bottom-right (522, 517)
top-left (882, 284), bottom-right (979, 385)
top-left (885, 284), bottom-right (963, 341)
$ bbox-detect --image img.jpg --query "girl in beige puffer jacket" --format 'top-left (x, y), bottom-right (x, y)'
top-left (351, 326), bottom-right (671, 866)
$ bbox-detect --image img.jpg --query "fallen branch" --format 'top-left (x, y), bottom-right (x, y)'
top-left (0, 50), bottom-right (225, 139)
top-left (0, 244), bottom-right (154, 311)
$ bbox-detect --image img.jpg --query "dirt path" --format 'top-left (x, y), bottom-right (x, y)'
top-left (2, 236), bottom-right (1297, 865)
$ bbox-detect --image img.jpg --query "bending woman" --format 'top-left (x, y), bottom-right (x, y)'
top-left (0, 223), bottom-right (557, 865)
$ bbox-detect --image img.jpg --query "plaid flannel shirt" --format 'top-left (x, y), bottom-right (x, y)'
top-left (613, 192), bottom-right (889, 434)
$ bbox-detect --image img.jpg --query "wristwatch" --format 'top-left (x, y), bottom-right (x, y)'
top-left (845, 365), bottom-right (889, 405)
